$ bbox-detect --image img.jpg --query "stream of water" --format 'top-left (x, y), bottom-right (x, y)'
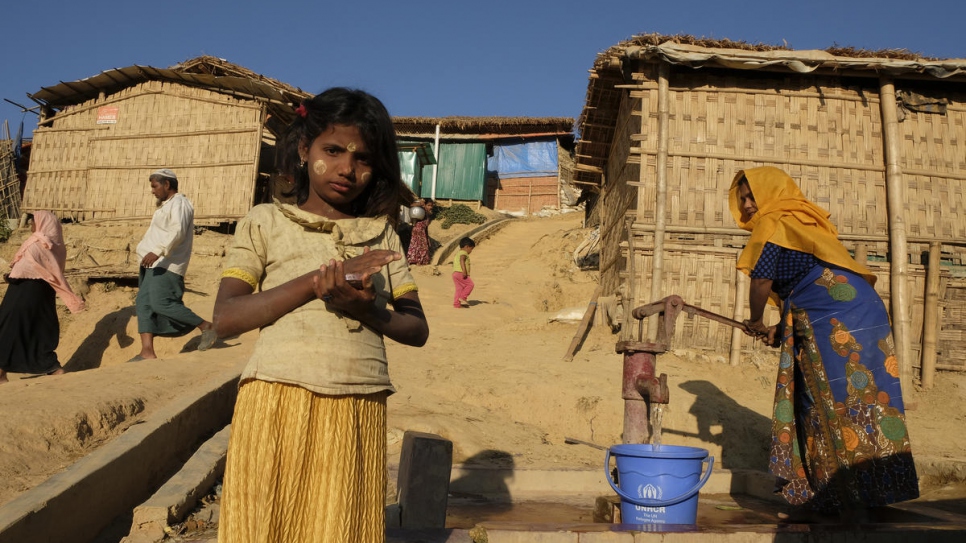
top-left (650, 404), bottom-right (665, 450)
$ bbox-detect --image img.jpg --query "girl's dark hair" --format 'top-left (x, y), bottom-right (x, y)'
top-left (276, 87), bottom-right (408, 226)
top-left (459, 237), bottom-right (476, 248)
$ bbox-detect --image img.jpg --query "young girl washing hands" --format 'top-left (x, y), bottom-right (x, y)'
top-left (212, 87), bottom-right (429, 543)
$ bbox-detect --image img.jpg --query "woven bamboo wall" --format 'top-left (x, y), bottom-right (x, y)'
top-left (941, 276), bottom-right (966, 370)
top-left (599, 93), bottom-right (643, 300)
top-left (599, 65), bottom-right (966, 369)
top-left (897, 94), bottom-right (966, 239)
top-left (0, 139), bottom-right (21, 220)
top-left (24, 80), bottom-right (264, 224)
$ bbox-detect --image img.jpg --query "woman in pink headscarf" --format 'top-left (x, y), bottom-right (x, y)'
top-left (0, 211), bottom-right (84, 384)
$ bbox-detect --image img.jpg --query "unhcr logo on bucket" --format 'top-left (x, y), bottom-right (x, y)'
top-left (637, 483), bottom-right (662, 500)
top-left (633, 483), bottom-right (666, 514)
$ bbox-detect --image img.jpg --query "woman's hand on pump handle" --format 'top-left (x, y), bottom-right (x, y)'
top-left (743, 318), bottom-right (779, 347)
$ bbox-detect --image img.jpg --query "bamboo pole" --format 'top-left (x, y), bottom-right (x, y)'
top-left (527, 181), bottom-right (533, 215)
top-left (854, 243), bottom-right (868, 265)
top-left (879, 76), bottom-right (914, 405)
top-left (92, 127), bottom-right (259, 140)
top-left (250, 103), bottom-right (267, 207)
top-left (431, 124), bottom-right (440, 200)
top-left (625, 217), bottom-right (637, 340)
top-left (647, 61), bottom-right (671, 341)
top-left (730, 257), bottom-right (749, 367)
top-left (921, 241), bottom-right (942, 390)
top-left (556, 165), bottom-right (562, 212)
top-left (628, 148), bottom-right (889, 174)
top-left (27, 161), bottom-right (253, 174)
top-left (627, 222), bottom-right (966, 247)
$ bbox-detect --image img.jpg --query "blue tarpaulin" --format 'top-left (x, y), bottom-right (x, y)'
top-left (487, 140), bottom-right (558, 178)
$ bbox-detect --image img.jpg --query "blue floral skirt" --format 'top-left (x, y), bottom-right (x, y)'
top-left (770, 265), bottom-right (919, 512)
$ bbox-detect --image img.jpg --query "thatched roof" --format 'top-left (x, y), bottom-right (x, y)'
top-left (29, 59), bottom-right (575, 143)
top-left (29, 56), bottom-right (311, 133)
top-left (574, 33), bottom-right (966, 187)
top-left (590, 33), bottom-right (953, 65)
top-left (393, 116), bottom-right (575, 141)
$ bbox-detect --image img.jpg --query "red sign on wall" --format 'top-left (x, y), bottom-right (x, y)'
top-left (96, 106), bottom-right (119, 124)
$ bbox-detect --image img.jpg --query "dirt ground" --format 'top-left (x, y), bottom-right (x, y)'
top-left (1, 211), bottom-right (965, 510)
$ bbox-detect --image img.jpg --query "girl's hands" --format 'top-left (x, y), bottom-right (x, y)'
top-left (313, 248), bottom-right (402, 314)
top-left (342, 247), bottom-right (400, 278)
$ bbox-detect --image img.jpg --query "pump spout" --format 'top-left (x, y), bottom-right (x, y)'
top-left (636, 372), bottom-right (669, 405)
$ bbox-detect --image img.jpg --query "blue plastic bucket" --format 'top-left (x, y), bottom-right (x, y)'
top-left (605, 444), bottom-right (714, 525)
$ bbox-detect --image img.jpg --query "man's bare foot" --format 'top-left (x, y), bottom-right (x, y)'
top-left (47, 368), bottom-right (65, 376)
top-left (198, 323), bottom-right (217, 351)
top-left (128, 354), bottom-right (157, 363)
top-left (0, 372), bottom-right (8, 384)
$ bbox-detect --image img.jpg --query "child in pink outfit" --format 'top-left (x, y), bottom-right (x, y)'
top-left (452, 237), bottom-right (475, 308)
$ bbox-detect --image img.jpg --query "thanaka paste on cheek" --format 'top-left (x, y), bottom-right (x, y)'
top-left (360, 172), bottom-right (371, 182)
top-left (313, 159), bottom-right (327, 175)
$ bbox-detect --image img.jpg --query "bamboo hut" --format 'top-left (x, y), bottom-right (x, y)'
top-left (22, 56), bottom-right (310, 225)
top-left (394, 117), bottom-right (575, 214)
top-left (0, 122), bottom-right (25, 224)
top-left (574, 34), bottom-right (966, 388)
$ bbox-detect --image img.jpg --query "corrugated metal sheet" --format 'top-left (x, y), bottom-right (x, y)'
top-left (398, 141), bottom-right (437, 195)
top-left (422, 143), bottom-right (487, 201)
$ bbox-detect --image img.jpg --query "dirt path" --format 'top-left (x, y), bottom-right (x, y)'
top-left (1, 211), bottom-right (964, 510)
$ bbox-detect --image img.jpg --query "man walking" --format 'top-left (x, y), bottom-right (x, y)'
top-left (130, 169), bottom-right (215, 361)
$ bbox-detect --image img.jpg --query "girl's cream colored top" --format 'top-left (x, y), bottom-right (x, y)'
top-left (221, 201), bottom-right (417, 396)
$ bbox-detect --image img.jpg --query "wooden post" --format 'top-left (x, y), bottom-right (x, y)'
top-left (854, 243), bottom-right (868, 265)
top-left (625, 217), bottom-right (637, 340)
top-left (556, 148), bottom-right (562, 211)
top-left (563, 285), bottom-right (603, 362)
top-left (879, 76), bottom-right (914, 404)
top-left (527, 180), bottom-right (533, 215)
top-left (921, 241), bottom-right (942, 390)
top-left (730, 260), bottom-right (749, 366)
top-left (397, 431), bottom-right (453, 529)
top-left (252, 103), bottom-right (267, 205)
top-left (648, 61), bottom-right (671, 341)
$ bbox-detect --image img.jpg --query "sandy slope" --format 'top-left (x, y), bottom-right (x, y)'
top-left (1, 212), bottom-right (964, 509)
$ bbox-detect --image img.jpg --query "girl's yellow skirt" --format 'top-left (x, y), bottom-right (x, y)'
top-left (218, 379), bottom-right (387, 543)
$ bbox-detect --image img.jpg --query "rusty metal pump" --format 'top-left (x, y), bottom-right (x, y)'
top-left (615, 295), bottom-right (754, 444)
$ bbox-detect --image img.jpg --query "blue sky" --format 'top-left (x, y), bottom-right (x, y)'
top-left (2, 0), bottom-right (963, 138)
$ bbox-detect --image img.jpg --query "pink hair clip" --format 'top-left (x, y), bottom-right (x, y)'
top-left (295, 104), bottom-right (308, 118)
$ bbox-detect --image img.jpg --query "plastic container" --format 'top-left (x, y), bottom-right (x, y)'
top-left (604, 444), bottom-right (713, 525)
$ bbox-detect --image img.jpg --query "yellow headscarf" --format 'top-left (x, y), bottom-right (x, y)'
top-left (729, 166), bottom-right (875, 287)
